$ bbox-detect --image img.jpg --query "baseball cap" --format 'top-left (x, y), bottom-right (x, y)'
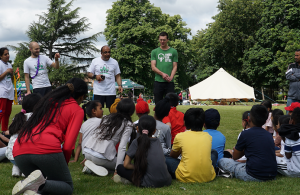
top-left (284, 102), bottom-right (300, 111)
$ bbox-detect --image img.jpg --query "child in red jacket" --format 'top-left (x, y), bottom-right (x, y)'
top-left (162, 93), bottom-right (185, 144)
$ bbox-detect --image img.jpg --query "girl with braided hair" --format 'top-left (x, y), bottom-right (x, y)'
top-left (12, 78), bottom-right (88, 195)
top-left (116, 115), bottom-right (172, 187)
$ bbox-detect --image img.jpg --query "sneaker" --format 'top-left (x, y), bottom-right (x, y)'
top-left (12, 170), bottom-right (46, 195)
top-left (23, 190), bottom-right (41, 195)
top-left (82, 166), bottom-right (93, 174)
top-left (113, 174), bottom-right (131, 185)
top-left (84, 160), bottom-right (108, 176)
top-left (215, 167), bottom-right (233, 178)
top-left (12, 165), bottom-right (21, 177)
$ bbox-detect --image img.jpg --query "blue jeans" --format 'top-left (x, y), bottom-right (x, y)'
top-left (286, 99), bottom-right (300, 114)
top-left (218, 158), bottom-right (262, 181)
top-left (165, 149), bottom-right (218, 179)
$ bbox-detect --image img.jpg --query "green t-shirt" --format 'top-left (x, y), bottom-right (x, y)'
top-left (151, 47), bottom-right (178, 82)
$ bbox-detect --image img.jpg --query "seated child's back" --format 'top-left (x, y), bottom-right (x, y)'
top-left (162, 93), bottom-right (185, 144)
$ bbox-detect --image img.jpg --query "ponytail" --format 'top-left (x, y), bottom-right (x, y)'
top-left (132, 115), bottom-right (156, 186)
top-left (9, 112), bottom-right (26, 135)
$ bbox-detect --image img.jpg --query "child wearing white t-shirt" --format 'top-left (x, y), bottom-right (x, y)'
top-left (277, 108), bottom-right (300, 177)
top-left (69, 101), bottom-right (103, 163)
top-left (5, 94), bottom-right (41, 177)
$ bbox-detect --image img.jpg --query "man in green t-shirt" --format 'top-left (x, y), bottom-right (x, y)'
top-left (151, 32), bottom-right (178, 104)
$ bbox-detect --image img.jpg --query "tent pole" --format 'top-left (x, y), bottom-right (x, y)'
top-left (237, 99), bottom-right (247, 106)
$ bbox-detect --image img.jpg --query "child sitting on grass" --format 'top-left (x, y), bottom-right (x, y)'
top-left (218, 105), bottom-right (277, 181)
top-left (70, 101), bottom-right (103, 163)
top-left (203, 108), bottom-right (226, 164)
top-left (154, 97), bottom-right (171, 156)
top-left (134, 97), bottom-right (150, 124)
top-left (165, 108), bottom-right (217, 183)
top-left (162, 92), bottom-right (185, 144)
top-left (271, 109), bottom-right (284, 149)
top-left (277, 107), bottom-right (300, 177)
top-left (116, 115), bottom-right (172, 187)
top-left (5, 94), bottom-right (41, 177)
top-left (275, 115), bottom-right (290, 158)
top-left (261, 100), bottom-right (274, 135)
top-left (83, 98), bottom-right (136, 177)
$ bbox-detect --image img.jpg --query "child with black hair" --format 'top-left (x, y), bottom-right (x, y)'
top-left (277, 108), bottom-right (300, 177)
top-left (261, 100), bottom-right (274, 135)
top-left (203, 108), bottom-right (226, 163)
top-left (69, 101), bottom-right (103, 163)
top-left (275, 115), bottom-right (290, 158)
top-left (271, 109), bottom-right (284, 149)
top-left (5, 94), bottom-right (41, 177)
top-left (162, 92), bottom-right (185, 144)
top-left (165, 108), bottom-right (217, 183)
top-left (218, 105), bottom-right (277, 181)
top-left (154, 97), bottom-right (172, 156)
top-left (116, 115), bottom-right (172, 187)
top-left (83, 98), bottom-right (136, 177)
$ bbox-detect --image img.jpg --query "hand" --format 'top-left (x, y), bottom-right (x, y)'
top-left (54, 53), bottom-right (60, 60)
top-left (118, 86), bottom-right (123, 93)
top-left (6, 68), bottom-right (13, 75)
top-left (166, 76), bottom-right (173, 82)
top-left (95, 75), bottom-right (104, 81)
top-left (80, 159), bottom-right (86, 167)
top-left (161, 73), bottom-right (169, 81)
top-left (69, 159), bottom-right (77, 163)
top-left (25, 91), bottom-right (31, 96)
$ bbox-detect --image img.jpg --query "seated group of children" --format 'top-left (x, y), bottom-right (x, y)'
top-left (3, 93), bottom-right (300, 193)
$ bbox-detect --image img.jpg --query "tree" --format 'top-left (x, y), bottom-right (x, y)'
top-left (243, 0), bottom-right (300, 94)
top-left (104, 0), bottom-right (191, 92)
top-left (190, 0), bottom-right (263, 84)
top-left (27, 0), bottom-right (101, 63)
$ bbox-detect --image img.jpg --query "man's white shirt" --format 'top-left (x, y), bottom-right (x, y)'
top-left (23, 55), bottom-right (53, 89)
top-left (88, 57), bottom-right (121, 95)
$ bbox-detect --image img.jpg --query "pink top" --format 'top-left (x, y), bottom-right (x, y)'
top-left (262, 112), bottom-right (274, 134)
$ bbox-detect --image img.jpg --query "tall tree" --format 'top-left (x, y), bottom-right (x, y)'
top-left (27, 0), bottom-right (100, 62)
top-left (190, 0), bottom-right (263, 84)
top-left (243, 0), bottom-right (300, 93)
top-left (104, 0), bottom-right (191, 92)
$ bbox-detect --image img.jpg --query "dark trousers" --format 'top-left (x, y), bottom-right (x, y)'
top-left (15, 153), bottom-right (73, 195)
top-left (165, 149), bottom-right (218, 179)
top-left (154, 81), bottom-right (174, 104)
top-left (116, 164), bottom-right (133, 182)
top-left (33, 86), bottom-right (52, 97)
top-left (94, 95), bottom-right (116, 109)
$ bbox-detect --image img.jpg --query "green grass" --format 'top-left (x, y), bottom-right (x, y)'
top-left (1, 105), bottom-right (300, 195)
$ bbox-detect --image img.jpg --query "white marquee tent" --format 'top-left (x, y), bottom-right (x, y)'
top-left (189, 68), bottom-right (255, 101)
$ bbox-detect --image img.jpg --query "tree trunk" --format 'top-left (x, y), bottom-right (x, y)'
top-left (261, 86), bottom-right (265, 100)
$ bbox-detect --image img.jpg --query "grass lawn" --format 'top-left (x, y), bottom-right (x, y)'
top-left (1, 104), bottom-right (300, 194)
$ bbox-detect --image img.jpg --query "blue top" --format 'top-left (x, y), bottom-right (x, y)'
top-left (235, 126), bottom-right (277, 180)
top-left (203, 129), bottom-right (226, 162)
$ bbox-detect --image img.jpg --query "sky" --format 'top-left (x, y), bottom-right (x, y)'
top-left (0, 0), bottom-right (219, 62)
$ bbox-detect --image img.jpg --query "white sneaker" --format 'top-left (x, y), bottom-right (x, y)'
top-left (82, 166), bottom-right (93, 174)
top-left (12, 165), bottom-right (21, 177)
top-left (113, 174), bottom-right (132, 185)
top-left (23, 190), bottom-right (41, 195)
top-left (12, 170), bottom-right (46, 195)
top-left (84, 160), bottom-right (108, 176)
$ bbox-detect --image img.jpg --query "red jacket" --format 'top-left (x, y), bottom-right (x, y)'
top-left (162, 107), bottom-right (185, 144)
top-left (13, 98), bottom-right (83, 163)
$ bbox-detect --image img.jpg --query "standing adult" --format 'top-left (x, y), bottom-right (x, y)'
top-left (87, 46), bottom-right (123, 111)
top-left (286, 49), bottom-right (300, 110)
top-left (24, 42), bottom-right (60, 97)
top-left (151, 32), bottom-right (178, 104)
top-left (0, 47), bottom-right (14, 132)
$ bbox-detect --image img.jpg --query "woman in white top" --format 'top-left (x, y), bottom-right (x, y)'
top-left (0, 47), bottom-right (14, 132)
top-left (83, 98), bottom-right (136, 177)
